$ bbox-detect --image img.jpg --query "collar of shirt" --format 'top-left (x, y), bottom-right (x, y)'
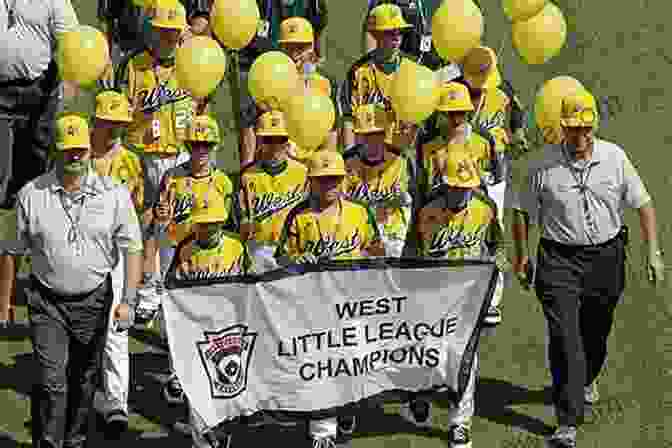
top-left (47, 167), bottom-right (106, 199)
top-left (554, 140), bottom-right (605, 169)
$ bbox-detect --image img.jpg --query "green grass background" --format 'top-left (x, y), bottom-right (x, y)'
top-left (1, 0), bottom-right (671, 446)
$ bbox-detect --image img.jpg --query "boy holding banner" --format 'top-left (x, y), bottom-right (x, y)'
top-left (239, 111), bottom-right (310, 272)
top-left (342, 104), bottom-right (415, 258)
top-left (166, 200), bottom-right (250, 448)
top-left (151, 115), bottom-right (234, 404)
top-left (413, 148), bottom-right (510, 447)
top-left (275, 150), bottom-right (385, 447)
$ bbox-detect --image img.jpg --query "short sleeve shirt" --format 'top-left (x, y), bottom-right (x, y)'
top-left (15, 169), bottom-right (143, 295)
top-left (519, 139), bottom-right (651, 245)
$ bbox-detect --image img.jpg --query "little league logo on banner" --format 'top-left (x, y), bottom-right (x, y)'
top-left (162, 260), bottom-right (497, 431)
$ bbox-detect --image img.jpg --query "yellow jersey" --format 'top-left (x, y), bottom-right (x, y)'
top-left (239, 160), bottom-right (309, 245)
top-left (118, 50), bottom-right (198, 154)
top-left (343, 148), bottom-right (413, 244)
top-left (341, 50), bottom-right (413, 121)
top-left (173, 231), bottom-right (251, 281)
top-left (420, 134), bottom-right (493, 197)
top-left (91, 142), bottom-right (144, 213)
top-left (471, 87), bottom-right (511, 152)
top-left (416, 192), bottom-right (499, 261)
top-left (275, 198), bottom-right (382, 261)
top-left (160, 163), bottom-right (234, 246)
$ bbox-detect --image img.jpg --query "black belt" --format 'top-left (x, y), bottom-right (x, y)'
top-left (0, 72), bottom-right (46, 88)
top-left (540, 226), bottom-right (628, 250)
top-left (30, 274), bottom-right (110, 302)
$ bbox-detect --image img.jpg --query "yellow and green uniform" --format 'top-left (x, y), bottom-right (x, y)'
top-left (117, 49), bottom-right (198, 154)
top-left (275, 198), bottom-right (382, 260)
top-left (416, 191), bottom-right (501, 260)
top-left (91, 142), bottom-right (145, 214)
top-left (343, 148), bottom-right (413, 255)
top-left (239, 159), bottom-right (309, 245)
top-left (160, 162), bottom-right (234, 246)
top-left (172, 231), bottom-right (251, 281)
top-left (340, 49), bottom-right (414, 124)
top-left (420, 133), bottom-right (495, 197)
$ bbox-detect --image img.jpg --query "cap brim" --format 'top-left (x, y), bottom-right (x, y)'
top-left (353, 127), bottom-right (385, 135)
top-left (278, 38), bottom-right (314, 43)
top-left (193, 217), bottom-right (225, 224)
top-left (560, 118), bottom-right (596, 127)
top-left (95, 114), bottom-right (132, 123)
top-left (256, 130), bottom-right (289, 137)
top-left (151, 21), bottom-right (186, 30)
top-left (436, 105), bottom-right (474, 112)
top-left (309, 170), bottom-right (346, 177)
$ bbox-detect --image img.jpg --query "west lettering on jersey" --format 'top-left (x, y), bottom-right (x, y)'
top-left (304, 229), bottom-right (363, 259)
top-left (253, 189), bottom-right (306, 222)
top-left (427, 224), bottom-right (488, 258)
top-left (138, 84), bottom-right (191, 113)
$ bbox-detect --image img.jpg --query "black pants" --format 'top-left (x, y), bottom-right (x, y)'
top-left (534, 232), bottom-right (625, 427)
top-left (27, 275), bottom-right (112, 448)
top-left (0, 66), bottom-right (62, 210)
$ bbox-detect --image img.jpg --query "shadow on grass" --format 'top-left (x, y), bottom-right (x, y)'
top-left (0, 353), bottom-right (34, 398)
top-left (0, 322), bottom-right (30, 342)
top-left (432, 377), bottom-right (555, 436)
top-left (0, 432), bottom-right (29, 448)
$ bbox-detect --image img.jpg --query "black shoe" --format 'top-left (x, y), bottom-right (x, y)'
top-left (104, 410), bottom-right (128, 439)
top-left (337, 415), bottom-right (356, 436)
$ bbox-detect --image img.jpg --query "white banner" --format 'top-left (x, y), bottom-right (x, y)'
top-left (163, 260), bottom-right (497, 430)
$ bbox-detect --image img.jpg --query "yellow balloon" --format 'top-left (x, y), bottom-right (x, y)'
top-left (534, 76), bottom-right (584, 143)
top-left (284, 94), bottom-right (336, 150)
top-left (248, 51), bottom-right (299, 108)
top-left (391, 59), bottom-right (440, 124)
top-left (176, 36), bottom-right (227, 98)
top-left (57, 26), bottom-right (109, 87)
top-left (502, 0), bottom-right (547, 22)
top-left (512, 3), bottom-right (567, 65)
top-left (432, 0), bottom-right (484, 62)
top-left (210, 0), bottom-right (260, 50)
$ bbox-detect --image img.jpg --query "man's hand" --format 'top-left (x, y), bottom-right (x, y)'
top-left (113, 303), bottom-right (135, 332)
top-left (513, 254), bottom-right (532, 290)
top-left (646, 247), bottom-right (665, 286)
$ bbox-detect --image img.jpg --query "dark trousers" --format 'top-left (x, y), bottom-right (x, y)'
top-left (0, 67), bottom-right (62, 210)
top-left (27, 275), bottom-right (112, 448)
top-left (534, 232), bottom-right (625, 427)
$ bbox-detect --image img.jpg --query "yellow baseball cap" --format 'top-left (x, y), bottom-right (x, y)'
top-left (437, 82), bottom-right (475, 112)
top-left (256, 111), bottom-right (289, 137)
top-left (186, 115), bottom-right (221, 145)
top-left (560, 91), bottom-right (598, 128)
top-left (55, 115), bottom-right (91, 151)
top-left (151, 0), bottom-right (187, 30)
top-left (279, 17), bottom-right (314, 44)
top-left (353, 104), bottom-right (389, 135)
top-left (440, 148), bottom-right (481, 188)
top-left (95, 91), bottom-right (132, 123)
top-left (367, 4), bottom-right (412, 32)
top-left (462, 46), bottom-right (500, 90)
top-left (307, 150), bottom-right (346, 177)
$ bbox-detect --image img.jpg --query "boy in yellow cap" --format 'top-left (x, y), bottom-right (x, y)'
top-left (279, 16), bottom-right (341, 153)
top-left (89, 90), bottom-right (146, 436)
top-left (147, 115), bottom-right (233, 404)
top-left (275, 150), bottom-right (384, 448)
top-left (460, 46), bottom-right (528, 324)
top-left (239, 111), bottom-right (310, 272)
top-left (340, 3), bottom-right (414, 149)
top-left (408, 149), bottom-right (510, 446)
top-left (342, 104), bottom-right (415, 258)
top-left (115, 0), bottom-right (197, 301)
top-left (420, 83), bottom-right (500, 199)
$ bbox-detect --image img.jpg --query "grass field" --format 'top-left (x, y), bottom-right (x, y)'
top-left (1, 0), bottom-right (671, 447)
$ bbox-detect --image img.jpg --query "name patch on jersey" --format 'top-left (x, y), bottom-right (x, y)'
top-left (253, 191), bottom-right (306, 222)
top-left (427, 225), bottom-right (487, 257)
top-left (305, 231), bottom-right (363, 259)
top-left (138, 84), bottom-right (190, 113)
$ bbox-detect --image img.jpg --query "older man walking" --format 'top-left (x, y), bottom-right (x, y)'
top-left (1, 114), bottom-right (143, 448)
top-left (512, 91), bottom-right (665, 447)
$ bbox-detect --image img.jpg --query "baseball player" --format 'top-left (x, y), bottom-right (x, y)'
top-left (275, 150), bottom-right (385, 448)
top-left (90, 90), bottom-right (145, 436)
